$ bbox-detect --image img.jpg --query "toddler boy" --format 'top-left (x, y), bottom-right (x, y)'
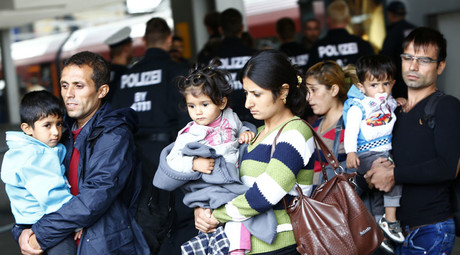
top-left (343, 55), bottom-right (405, 254)
top-left (1, 90), bottom-right (81, 255)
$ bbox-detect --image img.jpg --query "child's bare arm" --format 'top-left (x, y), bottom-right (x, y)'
top-left (193, 157), bottom-right (215, 174)
top-left (238, 131), bottom-right (255, 144)
top-left (346, 152), bottom-right (360, 169)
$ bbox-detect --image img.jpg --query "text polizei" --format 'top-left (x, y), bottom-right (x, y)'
top-left (120, 70), bottom-right (162, 89)
top-left (318, 42), bottom-right (359, 58)
top-left (219, 56), bottom-right (252, 70)
top-left (289, 54), bottom-right (309, 67)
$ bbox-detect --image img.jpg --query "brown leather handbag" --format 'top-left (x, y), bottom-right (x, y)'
top-left (278, 119), bottom-right (383, 255)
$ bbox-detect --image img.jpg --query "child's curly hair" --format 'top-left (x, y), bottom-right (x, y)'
top-left (178, 58), bottom-right (233, 107)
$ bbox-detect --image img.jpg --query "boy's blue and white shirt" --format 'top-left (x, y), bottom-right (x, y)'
top-left (1, 131), bottom-right (72, 224)
top-left (343, 84), bottom-right (397, 153)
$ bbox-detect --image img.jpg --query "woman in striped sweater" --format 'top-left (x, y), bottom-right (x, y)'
top-left (195, 50), bottom-right (315, 254)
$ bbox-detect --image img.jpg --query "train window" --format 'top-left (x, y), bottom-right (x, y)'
top-left (243, 0), bottom-right (385, 52)
top-left (0, 79), bottom-right (6, 123)
top-left (40, 64), bottom-right (53, 91)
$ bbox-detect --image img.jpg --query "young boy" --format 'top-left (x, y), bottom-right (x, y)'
top-left (343, 55), bottom-right (404, 254)
top-left (1, 90), bottom-right (81, 255)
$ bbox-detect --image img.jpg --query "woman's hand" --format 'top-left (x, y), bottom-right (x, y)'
top-left (238, 131), bottom-right (255, 144)
top-left (194, 207), bottom-right (219, 233)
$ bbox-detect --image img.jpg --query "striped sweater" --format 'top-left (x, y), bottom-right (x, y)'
top-left (213, 117), bottom-right (315, 254)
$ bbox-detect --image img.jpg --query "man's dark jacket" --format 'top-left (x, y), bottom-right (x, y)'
top-left (30, 103), bottom-right (149, 254)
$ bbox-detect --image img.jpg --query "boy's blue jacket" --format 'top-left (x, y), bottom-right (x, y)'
top-left (17, 103), bottom-right (149, 254)
top-left (1, 131), bottom-right (72, 225)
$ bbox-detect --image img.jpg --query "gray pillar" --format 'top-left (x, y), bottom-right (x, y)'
top-left (169, 0), bottom-right (247, 62)
top-left (298, 0), bottom-right (315, 31)
top-left (1, 28), bottom-right (20, 124)
top-left (170, 0), bottom-right (214, 62)
top-left (191, 0), bottom-right (214, 59)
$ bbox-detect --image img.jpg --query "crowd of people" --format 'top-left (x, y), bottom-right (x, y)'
top-left (1, 0), bottom-right (459, 255)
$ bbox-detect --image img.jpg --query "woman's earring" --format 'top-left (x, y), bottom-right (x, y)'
top-left (283, 97), bottom-right (287, 104)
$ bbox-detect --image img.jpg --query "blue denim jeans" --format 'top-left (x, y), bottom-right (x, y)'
top-left (396, 218), bottom-right (455, 255)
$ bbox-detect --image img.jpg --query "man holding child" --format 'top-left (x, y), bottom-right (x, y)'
top-left (17, 51), bottom-right (149, 254)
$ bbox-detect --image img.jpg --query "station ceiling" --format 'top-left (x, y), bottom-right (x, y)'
top-left (0, 0), bottom-right (123, 29)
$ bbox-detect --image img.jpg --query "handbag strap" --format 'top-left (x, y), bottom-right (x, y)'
top-left (277, 118), bottom-right (340, 209)
top-left (272, 118), bottom-right (341, 174)
top-left (332, 116), bottom-right (343, 158)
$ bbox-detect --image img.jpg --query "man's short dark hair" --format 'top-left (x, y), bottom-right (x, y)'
top-left (144, 17), bottom-right (171, 46)
top-left (220, 8), bottom-right (242, 37)
top-left (402, 27), bottom-right (447, 63)
top-left (109, 41), bottom-right (132, 59)
top-left (62, 51), bottom-right (110, 90)
top-left (387, 1), bottom-right (407, 16)
top-left (305, 18), bottom-right (320, 25)
top-left (172, 35), bottom-right (183, 42)
top-left (20, 90), bottom-right (66, 127)
top-left (356, 55), bottom-right (396, 83)
top-left (204, 11), bottom-right (220, 35)
top-left (276, 17), bottom-right (296, 41)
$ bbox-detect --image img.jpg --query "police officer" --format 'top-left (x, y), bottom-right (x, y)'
top-left (112, 17), bottom-right (194, 255)
top-left (104, 26), bottom-right (133, 102)
top-left (170, 35), bottom-right (190, 69)
top-left (201, 8), bottom-right (260, 126)
top-left (380, 1), bottom-right (416, 99)
top-left (197, 11), bottom-right (222, 64)
top-left (302, 18), bottom-right (321, 51)
top-left (276, 17), bottom-right (309, 72)
top-left (307, 0), bottom-right (374, 68)
top-left (275, 17), bottom-right (315, 123)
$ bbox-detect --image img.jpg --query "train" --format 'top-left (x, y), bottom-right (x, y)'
top-left (0, 0), bottom-right (385, 102)
top-left (2, 14), bottom-right (160, 98)
top-left (0, 0), bottom-right (310, 99)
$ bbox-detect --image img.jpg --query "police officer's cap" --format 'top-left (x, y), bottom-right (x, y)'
top-left (387, 1), bottom-right (407, 15)
top-left (105, 27), bottom-right (133, 48)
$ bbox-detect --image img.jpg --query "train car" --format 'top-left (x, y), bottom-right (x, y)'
top-left (1, 0), bottom-right (384, 101)
top-left (1, 14), bottom-right (169, 98)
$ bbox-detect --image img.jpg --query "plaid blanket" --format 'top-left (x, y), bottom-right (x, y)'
top-left (181, 226), bottom-right (230, 255)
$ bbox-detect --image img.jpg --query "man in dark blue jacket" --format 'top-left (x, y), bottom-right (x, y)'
top-left (17, 51), bottom-right (149, 254)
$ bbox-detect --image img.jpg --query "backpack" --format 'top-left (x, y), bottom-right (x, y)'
top-left (423, 91), bottom-right (460, 236)
top-left (421, 90), bottom-right (445, 129)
